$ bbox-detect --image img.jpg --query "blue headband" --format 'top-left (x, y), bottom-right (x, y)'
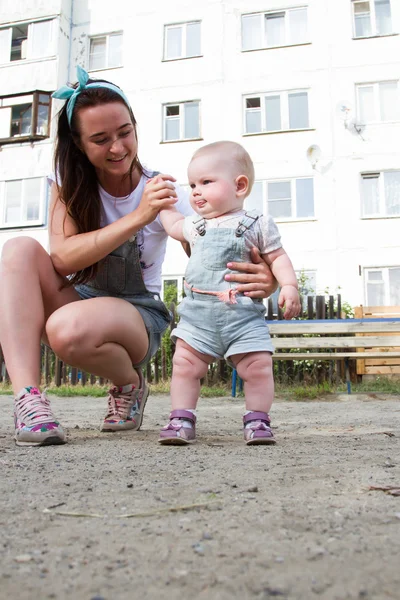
top-left (52, 65), bottom-right (131, 126)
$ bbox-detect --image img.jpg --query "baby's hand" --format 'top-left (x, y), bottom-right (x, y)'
top-left (278, 285), bottom-right (301, 319)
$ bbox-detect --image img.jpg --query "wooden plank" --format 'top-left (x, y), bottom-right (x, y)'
top-left (273, 351), bottom-right (400, 360)
top-left (268, 321), bottom-right (400, 334)
top-left (273, 336), bottom-right (400, 349)
top-left (364, 365), bottom-right (400, 374)
top-left (362, 306), bottom-right (400, 318)
top-left (364, 358), bottom-right (400, 366)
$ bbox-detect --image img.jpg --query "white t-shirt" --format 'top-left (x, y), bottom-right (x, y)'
top-left (48, 169), bottom-right (193, 294)
top-left (182, 209), bottom-right (282, 255)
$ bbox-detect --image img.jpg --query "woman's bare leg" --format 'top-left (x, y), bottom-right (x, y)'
top-left (45, 297), bottom-right (150, 387)
top-left (0, 237), bottom-right (80, 394)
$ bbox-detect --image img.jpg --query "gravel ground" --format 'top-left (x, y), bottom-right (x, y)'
top-left (0, 392), bottom-right (400, 600)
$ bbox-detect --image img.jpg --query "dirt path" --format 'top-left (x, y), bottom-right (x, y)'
top-left (0, 392), bottom-right (399, 600)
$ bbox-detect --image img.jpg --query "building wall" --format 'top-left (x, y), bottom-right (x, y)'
top-left (1, 0), bottom-right (399, 307)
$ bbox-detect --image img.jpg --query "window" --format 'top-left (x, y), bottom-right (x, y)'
top-left (246, 177), bottom-right (315, 220)
top-left (0, 178), bottom-right (46, 228)
top-left (357, 81), bottom-right (400, 123)
top-left (365, 267), bottom-right (400, 305)
top-left (0, 20), bottom-right (55, 63)
top-left (164, 21), bottom-right (201, 60)
top-left (89, 32), bottom-right (123, 71)
top-left (163, 101), bottom-right (200, 142)
top-left (242, 7), bottom-right (308, 51)
top-left (162, 277), bottom-right (185, 304)
top-left (0, 92), bottom-right (52, 144)
top-left (244, 90), bottom-right (309, 134)
top-left (352, 0), bottom-right (393, 38)
top-left (361, 171), bottom-right (400, 217)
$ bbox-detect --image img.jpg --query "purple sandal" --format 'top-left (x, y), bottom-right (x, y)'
top-left (243, 411), bottom-right (276, 445)
top-left (158, 409), bottom-right (196, 445)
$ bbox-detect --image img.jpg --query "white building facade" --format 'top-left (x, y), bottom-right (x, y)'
top-left (1, 0), bottom-right (399, 308)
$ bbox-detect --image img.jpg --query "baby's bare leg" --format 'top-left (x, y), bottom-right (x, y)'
top-left (230, 351), bottom-right (274, 412)
top-left (170, 339), bottom-right (213, 410)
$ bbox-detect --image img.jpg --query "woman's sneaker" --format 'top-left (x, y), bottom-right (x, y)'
top-left (243, 411), bottom-right (276, 445)
top-left (14, 387), bottom-right (66, 447)
top-left (101, 371), bottom-right (149, 432)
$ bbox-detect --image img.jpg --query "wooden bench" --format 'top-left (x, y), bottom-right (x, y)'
top-left (231, 318), bottom-right (400, 396)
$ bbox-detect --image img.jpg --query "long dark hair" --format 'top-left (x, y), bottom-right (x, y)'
top-left (53, 79), bottom-right (144, 286)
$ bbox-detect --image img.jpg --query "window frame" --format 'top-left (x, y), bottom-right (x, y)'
top-left (161, 276), bottom-right (185, 303)
top-left (241, 6), bottom-right (310, 51)
top-left (356, 80), bottom-right (400, 124)
top-left (364, 266), bottom-right (400, 305)
top-left (162, 100), bottom-right (201, 143)
top-left (351, 0), bottom-right (394, 39)
top-left (245, 176), bottom-right (315, 222)
top-left (243, 89), bottom-right (311, 135)
top-left (88, 31), bottom-right (123, 71)
top-left (0, 19), bottom-right (56, 64)
top-left (163, 21), bottom-right (202, 61)
top-left (360, 170), bottom-right (400, 218)
top-left (0, 91), bottom-right (52, 145)
top-left (0, 177), bottom-right (47, 229)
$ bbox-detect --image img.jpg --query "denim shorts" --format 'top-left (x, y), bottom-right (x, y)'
top-left (75, 284), bottom-right (171, 368)
top-left (171, 293), bottom-right (274, 368)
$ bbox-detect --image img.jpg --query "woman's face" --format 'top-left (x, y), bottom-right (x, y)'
top-left (76, 102), bottom-right (138, 180)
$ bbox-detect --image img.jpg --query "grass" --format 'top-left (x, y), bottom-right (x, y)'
top-left (0, 376), bottom-right (398, 399)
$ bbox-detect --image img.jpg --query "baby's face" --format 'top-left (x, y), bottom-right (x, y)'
top-left (187, 153), bottom-right (245, 219)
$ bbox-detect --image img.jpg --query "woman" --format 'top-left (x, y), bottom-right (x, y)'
top-left (0, 66), bottom-right (276, 447)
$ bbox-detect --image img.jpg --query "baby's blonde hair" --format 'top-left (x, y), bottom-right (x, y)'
top-left (190, 141), bottom-right (255, 197)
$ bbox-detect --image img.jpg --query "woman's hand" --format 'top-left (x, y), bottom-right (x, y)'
top-left (225, 247), bottom-right (278, 299)
top-left (136, 174), bottom-right (178, 226)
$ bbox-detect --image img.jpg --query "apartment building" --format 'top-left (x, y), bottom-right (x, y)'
top-left (1, 0), bottom-right (399, 308)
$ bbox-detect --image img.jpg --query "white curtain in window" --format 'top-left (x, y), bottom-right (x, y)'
top-left (358, 86), bottom-right (375, 122)
top-left (296, 178), bottom-right (314, 217)
top-left (288, 92), bottom-right (309, 129)
top-left (0, 28), bottom-right (12, 63)
top-left (184, 102), bottom-right (199, 139)
top-left (384, 171), bottom-right (400, 215)
top-left (389, 268), bottom-right (400, 304)
top-left (362, 175), bottom-right (380, 215)
top-left (380, 82), bottom-right (398, 121)
top-left (289, 8), bottom-right (308, 44)
top-left (24, 178), bottom-right (41, 221)
top-left (265, 13), bottom-right (285, 47)
top-left (268, 181), bottom-right (291, 218)
top-left (108, 33), bottom-right (122, 68)
top-left (89, 37), bottom-right (106, 70)
top-left (375, 0), bottom-right (392, 35)
top-left (0, 107), bottom-right (11, 138)
top-left (5, 180), bottom-right (21, 223)
top-left (265, 95), bottom-right (281, 131)
top-left (367, 270), bottom-right (385, 305)
top-left (166, 27), bottom-right (182, 59)
top-left (242, 14), bottom-right (261, 51)
top-left (28, 20), bottom-right (54, 59)
top-left (186, 22), bottom-right (201, 57)
top-left (246, 181), bottom-right (264, 213)
top-left (354, 2), bottom-right (372, 37)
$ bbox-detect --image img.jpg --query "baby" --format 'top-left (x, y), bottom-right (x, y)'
top-left (158, 141), bottom-right (300, 445)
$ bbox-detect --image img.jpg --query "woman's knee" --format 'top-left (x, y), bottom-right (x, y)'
top-left (1, 237), bottom-right (44, 269)
top-left (46, 310), bottom-right (90, 363)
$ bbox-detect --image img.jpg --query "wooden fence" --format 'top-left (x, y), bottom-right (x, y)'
top-left (0, 294), bottom-right (345, 388)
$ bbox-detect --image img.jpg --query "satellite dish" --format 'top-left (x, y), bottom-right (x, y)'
top-left (306, 145), bottom-right (322, 168)
top-left (336, 101), bottom-right (353, 121)
top-left (346, 118), bottom-right (366, 140)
